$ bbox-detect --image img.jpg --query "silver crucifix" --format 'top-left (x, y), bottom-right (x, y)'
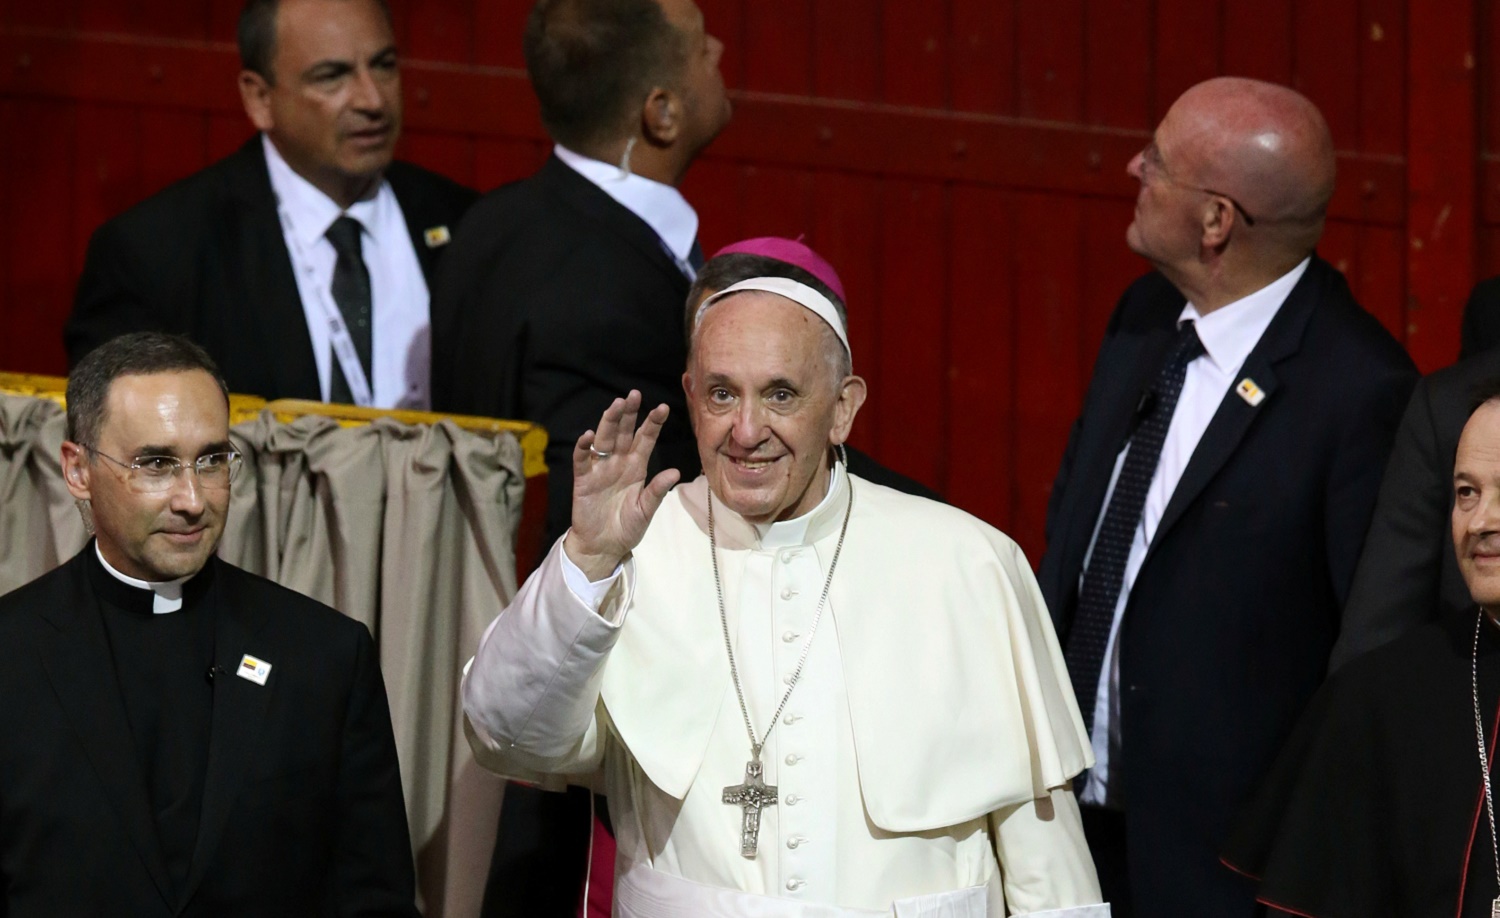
top-left (722, 756), bottom-right (777, 858)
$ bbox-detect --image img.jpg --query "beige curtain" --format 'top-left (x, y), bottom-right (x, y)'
top-left (0, 393), bottom-right (526, 917)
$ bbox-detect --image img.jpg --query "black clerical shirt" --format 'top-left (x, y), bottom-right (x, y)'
top-left (85, 547), bottom-right (217, 903)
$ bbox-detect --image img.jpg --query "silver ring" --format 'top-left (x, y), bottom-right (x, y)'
top-left (588, 447), bottom-right (613, 460)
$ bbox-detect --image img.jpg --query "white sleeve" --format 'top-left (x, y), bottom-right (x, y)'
top-left (461, 538), bottom-right (635, 778)
top-left (990, 787), bottom-right (1111, 917)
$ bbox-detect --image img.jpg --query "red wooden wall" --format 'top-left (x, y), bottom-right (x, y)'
top-left (0, 0), bottom-right (1488, 560)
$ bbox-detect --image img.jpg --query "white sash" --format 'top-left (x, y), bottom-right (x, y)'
top-left (275, 202), bottom-right (375, 407)
top-left (614, 864), bottom-right (987, 918)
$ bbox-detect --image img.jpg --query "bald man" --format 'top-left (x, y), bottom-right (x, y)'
top-left (1037, 77), bottom-right (1417, 916)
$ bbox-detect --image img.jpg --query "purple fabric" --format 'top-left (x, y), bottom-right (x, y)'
top-left (710, 236), bottom-right (847, 303)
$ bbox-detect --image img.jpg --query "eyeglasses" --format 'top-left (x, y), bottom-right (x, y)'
top-left (87, 447), bottom-right (243, 493)
top-left (1138, 142), bottom-right (1258, 227)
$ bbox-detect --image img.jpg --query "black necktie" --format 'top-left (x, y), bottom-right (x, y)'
top-left (1065, 321), bottom-right (1206, 737)
top-left (325, 216), bottom-right (372, 404)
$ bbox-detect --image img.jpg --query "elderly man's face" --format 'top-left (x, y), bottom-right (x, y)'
top-left (1454, 400), bottom-right (1500, 611)
top-left (62, 371), bottom-right (233, 582)
top-left (243, 0), bottom-right (401, 203)
top-left (1125, 99), bottom-right (1213, 269)
top-left (684, 293), bottom-right (862, 525)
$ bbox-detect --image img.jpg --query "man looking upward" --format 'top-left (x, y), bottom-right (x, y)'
top-left (464, 266), bottom-right (1109, 915)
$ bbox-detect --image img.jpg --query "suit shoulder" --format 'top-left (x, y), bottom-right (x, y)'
top-left (386, 159), bottom-right (478, 214)
top-left (1106, 271), bottom-right (1186, 335)
top-left (0, 561), bottom-right (77, 624)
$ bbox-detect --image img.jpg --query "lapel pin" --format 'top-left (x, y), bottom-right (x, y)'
top-left (424, 225), bottom-right (451, 249)
top-left (236, 654), bottom-right (272, 686)
top-left (1236, 378), bottom-right (1266, 407)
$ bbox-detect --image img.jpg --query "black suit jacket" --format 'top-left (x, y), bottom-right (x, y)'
top-left (1037, 256), bottom-right (1417, 916)
top-left (65, 137), bottom-right (477, 400)
top-left (0, 549), bottom-right (418, 918)
top-left (430, 154), bottom-right (700, 548)
top-left (1334, 349), bottom-right (1500, 668)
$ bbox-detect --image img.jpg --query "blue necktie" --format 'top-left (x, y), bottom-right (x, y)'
top-left (1065, 321), bottom-right (1206, 736)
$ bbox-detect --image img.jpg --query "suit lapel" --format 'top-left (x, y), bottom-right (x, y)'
top-left (537, 155), bottom-right (692, 292)
top-left (387, 162), bottom-right (441, 284)
top-left (1141, 258), bottom-right (1326, 567)
top-left (178, 561), bottom-right (276, 908)
top-left (36, 553), bottom-right (176, 909)
top-left (220, 139), bottom-right (321, 400)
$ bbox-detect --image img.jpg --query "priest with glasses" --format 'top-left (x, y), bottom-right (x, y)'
top-left (463, 263), bottom-right (1108, 916)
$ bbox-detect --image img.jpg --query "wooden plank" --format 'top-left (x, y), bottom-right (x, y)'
top-left (1016, 0), bottom-right (1083, 121)
top-left (71, 104), bottom-right (139, 274)
top-left (397, 131), bottom-right (474, 187)
top-left (1357, 223), bottom-right (1408, 344)
top-left (810, 172), bottom-right (881, 450)
top-left (1319, 218), bottom-right (1358, 281)
top-left (738, 165), bottom-right (814, 241)
top-left (5, 0), bottom-right (75, 28)
top-left (1084, 0), bottom-right (1151, 129)
top-left (207, 112), bottom-right (252, 162)
top-left (881, 0), bottom-right (946, 107)
top-left (743, 0), bottom-right (811, 94)
top-left (208, 0), bottom-right (240, 43)
top-left (472, 138), bottom-right (546, 191)
top-left (1359, 0), bottom-right (1405, 157)
top-left (1406, 0), bottom-right (1476, 370)
top-left (1293, 0), bottom-right (1360, 149)
top-left (696, 0), bottom-right (743, 90)
top-left (949, 0), bottom-right (1014, 115)
top-left (678, 156), bottom-right (743, 253)
top-left (406, 0), bottom-right (474, 64)
top-left (137, 0), bottom-right (211, 39)
top-left (139, 108), bottom-right (207, 201)
top-left (0, 101), bottom-right (11, 364)
top-left (5, 100), bottom-right (73, 374)
top-left (813, 0), bottom-right (880, 102)
top-left (947, 185), bottom-right (1013, 530)
top-left (1013, 192), bottom-right (1082, 559)
top-left (874, 179), bottom-right (947, 492)
top-left (1480, 224), bottom-right (1500, 279)
top-left (1222, 0), bottom-right (1292, 85)
top-left (1079, 197), bottom-right (1142, 379)
top-left (78, 0), bottom-right (131, 32)
top-left (473, 0), bottom-right (529, 69)
top-left (1151, 0), bottom-right (1219, 124)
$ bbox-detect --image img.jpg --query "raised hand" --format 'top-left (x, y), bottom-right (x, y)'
top-left (563, 390), bottom-right (682, 581)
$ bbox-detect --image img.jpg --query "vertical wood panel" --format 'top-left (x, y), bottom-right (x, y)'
top-left (1152, 0), bottom-right (1220, 121)
top-left (813, 0), bottom-right (881, 101)
top-left (139, 109), bottom-right (207, 204)
top-left (398, 132), bottom-right (475, 187)
top-left (1013, 193), bottom-right (1082, 558)
top-left (1486, 0), bottom-right (1500, 155)
top-left (1083, 0), bottom-right (1152, 129)
top-left (472, 138), bottom-right (546, 191)
top-left (1357, 224), bottom-right (1407, 341)
top-left (207, 115), bottom-right (253, 163)
top-left (1359, 0), bottom-right (1405, 156)
top-left (406, 0), bottom-right (474, 64)
top-left (5, 101), bottom-right (73, 374)
top-left (738, 166), bottom-right (814, 240)
top-left (743, 0), bottom-right (811, 94)
top-left (137, 0), bottom-right (209, 39)
top-left (77, 0), bottom-right (131, 32)
top-left (473, 0), bottom-right (530, 69)
top-left (1293, 0), bottom-right (1361, 148)
top-left (71, 105), bottom-right (139, 272)
top-left (1079, 198), bottom-right (1141, 376)
top-left (947, 186), bottom-right (1014, 529)
top-left (6, 0), bottom-right (75, 28)
top-left (1320, 219), bottom-right (1359, 280)
top-left (679, 157), bottom-right (743, 253)
top-left (809, 173), bottom-right (880, 449)
top-left (0, 101), bottom-right (11, 364)
top-left (1222, 0), bottom-right (1293, 84)
top-left (949, 0), bottom-right (1014, 115)
top-left (881, 1), bottom-right (946, 107)
top-left (874, 181), bottom-right (947, 491)
top-left (208, 0), bottom-right (240, 43)
top-left (1016, 0), bottom-right (1084, 120)
top-left (696, 0), bottom-right (744, 90)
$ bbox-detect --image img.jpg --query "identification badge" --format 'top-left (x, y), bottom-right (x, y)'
top-left (1236, 378), bottom-right (1266, 407)
top-left (424, 225), bottom-right (452, 248)
top-left (236, 654), bottom-right (272, 686)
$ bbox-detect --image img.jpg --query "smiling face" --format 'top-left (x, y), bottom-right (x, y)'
top-left (684, 292), bottom-right (865, 525)
top-left (1454, 400), bottom-right (1500, 612)
top-left (239, 0), bottom-right (401, 207)
top-left (61, 370), bottom-right (233, 582)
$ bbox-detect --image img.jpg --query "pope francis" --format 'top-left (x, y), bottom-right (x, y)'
top-left (462, 271), bottom-right (1110, 917)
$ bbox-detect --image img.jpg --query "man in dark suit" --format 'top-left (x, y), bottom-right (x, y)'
top-left (66, 0), bottom-right (475, 408)
top-left (429, 0), bottom-right (730, 913)
top-left (1037, 77), bottom-right (1417, 917)
top-left (0, 332), bottom-right (416, 917)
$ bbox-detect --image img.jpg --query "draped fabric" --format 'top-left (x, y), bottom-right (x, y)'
top-left (0, 393), bottom-right (527, 917)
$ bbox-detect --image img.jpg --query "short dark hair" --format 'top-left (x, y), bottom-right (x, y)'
top-left (67, 333), bottom-right (230, 447)
top-left (524, 0), bottom-right (686, 151)
top-left (685, 252), bottom-right (848, 340)
top-left (239, 0), bottom-right (393, 82)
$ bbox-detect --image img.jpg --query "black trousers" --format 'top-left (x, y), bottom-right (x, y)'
top-left (1081, 806), bottom-right (1133, 918)
top-left (481, 783), bottom-right (599, 918)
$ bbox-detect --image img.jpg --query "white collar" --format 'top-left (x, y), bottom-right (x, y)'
top-left (756, 461), bottom-right (844, 549)
top-left (553, 144), bottom-right (698, 264)
top-left (95, 543), bottom-right (189, 615)
top-left (262, 134), bottom-right (384, 251)
top-left (1179, 256), bottom-right (1310, 375)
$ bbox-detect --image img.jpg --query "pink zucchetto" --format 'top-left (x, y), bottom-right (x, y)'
top-left (710, 236), bottom-right (847, 304)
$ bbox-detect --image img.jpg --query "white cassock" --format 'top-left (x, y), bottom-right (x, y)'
top-left (464, 465), bottom-right (1108, 918)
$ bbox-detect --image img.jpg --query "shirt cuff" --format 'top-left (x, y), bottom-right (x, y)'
top-left (560, 542), bottom-right (625, 611)
top-left (1016, 906), bottom-right (1111, 917)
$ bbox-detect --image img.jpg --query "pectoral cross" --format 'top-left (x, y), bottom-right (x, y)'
top-left (1492, 898), bottom-right (1500, 918)
top-left (722, 756), bottom-right (777, 858)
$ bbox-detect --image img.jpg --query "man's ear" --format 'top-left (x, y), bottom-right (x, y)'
top-left (642, 86), bottom-right (681, 146)
top-left (830, 375), bottom-right (868, 447)
top-left (239, 70), bottom-right (275, 133)
top-left (60, 441), bottom-right (93, 503)
top-left (1200, 196), bottom-right (1236, 250)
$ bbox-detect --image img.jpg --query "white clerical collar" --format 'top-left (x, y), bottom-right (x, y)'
top-left (263, 134), bottom-right (388, 252)
top-left (1179, 256), bottom-right (1309, 376)
top-left (553, 144), bottom-right (699, 266)
top-left (95, 543), bottom-right (188, 615)
top-left (757, 461), bottom-right (844, 549)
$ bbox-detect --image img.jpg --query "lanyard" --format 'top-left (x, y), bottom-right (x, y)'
top-left (276, 203), bottom-right (375, 407)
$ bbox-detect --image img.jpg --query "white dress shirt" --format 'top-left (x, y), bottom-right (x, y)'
top-left (263, 135), bottom-right (431, 409)
top-left (553, 144), bottom-right (699, 278)
top-left (96, 542), bottom-right (188, 615)
top-left (1079, 258), bottom-right (1310, 806)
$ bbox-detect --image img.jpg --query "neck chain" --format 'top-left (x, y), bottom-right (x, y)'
top-left (712, 471), bottom-right (854, 858)
top-left (1470, 608), bottom-right (1500, 916)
